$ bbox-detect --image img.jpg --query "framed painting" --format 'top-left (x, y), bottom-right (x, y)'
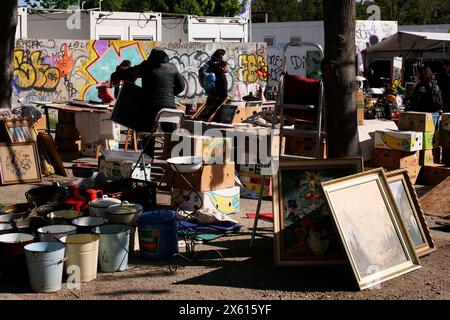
top-left (385, 169), bottom-right (436, 257)
top-left (321, 168), bottom-right (421, 290)
top-left (0, 142), bottom-right (42, 185)
top-left (1, 118), bottom-right (37, 142)
top-left (272, 157), bottom-right (364, 266)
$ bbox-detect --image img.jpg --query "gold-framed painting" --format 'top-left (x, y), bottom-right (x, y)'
top-left (321, 168), bottom-right (421, 290)
top-left (0, 142), bottom-right (42, 185)
top-left (272, 157), bottom-right (364, 266)
top-left (385, 169), bottom-right (436, 257)
top-left (1, 118), bottom-right (37, 143)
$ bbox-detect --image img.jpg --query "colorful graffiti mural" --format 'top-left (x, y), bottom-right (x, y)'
top-left (13, 39), bottom-right (268, 105)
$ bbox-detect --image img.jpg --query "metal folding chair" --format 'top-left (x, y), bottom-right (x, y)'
top-left (130, 108), bottom-right (185, 182)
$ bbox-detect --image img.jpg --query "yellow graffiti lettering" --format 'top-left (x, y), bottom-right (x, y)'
top-left (13, 49), bottom-right (60, 92)
top-left (239, 54), bottom-right (268, 83)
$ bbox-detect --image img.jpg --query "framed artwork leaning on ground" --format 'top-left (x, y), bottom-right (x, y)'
top-left (0, 142), bottom-right (42, 185)
top-left (385, 169), bottom-right (436, 257)
top-left (321, 168), bottom-right (421, 290)
top-left (1, 118), bottom-right (37, 143)
top-left (272, 157), bottom-right (364, 266)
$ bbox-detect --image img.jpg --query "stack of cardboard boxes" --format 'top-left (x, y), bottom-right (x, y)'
top-left (239, 164), bottom-right (272, 196)
top-left (422, 113), bottom-right (450, 185)
top-left (55, 111), bottom-right (81, 152)
top-left (283, 119), bottom-right (326, 158)
top-left (168, 135), bottom-right (239, 221)
top-left (374, 111), bottom-right (440, 184)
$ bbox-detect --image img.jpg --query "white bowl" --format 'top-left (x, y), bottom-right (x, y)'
top-left (167, 156), bottom-right (203, 173)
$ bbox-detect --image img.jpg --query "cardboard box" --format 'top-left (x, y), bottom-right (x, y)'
top-left (374, 130), bottom-right (423, 151)
top-left (171, 133), bottom-right (232, 164)
top-left (373, 149), bottom-right (419, 169)
top-left (440, 130), bottom-right (450, 148)
top-left (166, 162), bottom-right (235, 192)
top-left (442, 147), bottom-right (450, 165)
top-left (283, 135), bottom-right (326, 158)
top-left (356, 90), bottom-right (365, 109)
top-left (398, 112), bottom-right (440, 132)
top-left (98, 150), bottom-right (151, 181)
top-left (357, 107), bottom-right (364, 126)
top-left (55, 138), bottom-right (81, 152)
top-left (242, 181), bottom-right (272, 196)
top-left (423, 164), bottom-right (450, 186)
top-left (239, 163), bottom-right (271, 175)
top-left (423, 131), bottom-right (439, 150)
top-left (419, 149), bottom-right (436, 166)
top-left (238, 172), bottom-right (272, 185)
top-left (385, 165), bottom-right (422, 184)
top-left (58, 110), bottom-right (75, 124)
top-left (441, 113), bottom-right (450, 132)
top-left (171, 186), bottom-right (240, 219)
top-left (55, 123), bottom-right (80, 139)
top-left (33, 116), bottom-right (47, 132)
top-left (81, 140), bottom-right (119, 157)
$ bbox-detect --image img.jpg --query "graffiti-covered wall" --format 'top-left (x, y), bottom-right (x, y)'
top-left (13, 39), bottom-right (268, 106)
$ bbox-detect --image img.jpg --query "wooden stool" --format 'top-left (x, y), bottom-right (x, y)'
top-left (124, 129), bottom-right (137, 152)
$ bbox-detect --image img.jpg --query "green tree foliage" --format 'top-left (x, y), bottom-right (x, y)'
top-left (26, 0), bottom-right (242, 16)
top-left (355, 0), bottom-right (450, 24)
top-left (252, 0), bottom-right (299, 22)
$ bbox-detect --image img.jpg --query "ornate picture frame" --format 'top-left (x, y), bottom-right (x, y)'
top-left (0, 142), bottom-right (42, 185)
top-left (385, 168), bottom-right (436, 257)
top-left (321, 168), bottom-right (421, 290)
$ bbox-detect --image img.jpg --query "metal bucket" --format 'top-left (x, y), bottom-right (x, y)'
top-left (92, 224), bottom-right (130, 272)
top-left (37, 225), bottom-right (77, 242)
top-left (59, 234), bottom-right (99, 282)
top-left (0, 233), bottom-right (34, 281)
top-left (1, 202), bottom-right (37, 216)
top-left (0, 223), bottom-right (14, 235)
top-left (72, 217), bottom-right (105, 234)
top-left (24, 242), bottom-right (66, 293)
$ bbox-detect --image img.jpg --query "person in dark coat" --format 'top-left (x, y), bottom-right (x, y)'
top-left (409, 65), bottom-right (444, 113)
top-left (110, 48), bottom-right (185, 157)
top-left (196, 49), bottom-right (229, 120)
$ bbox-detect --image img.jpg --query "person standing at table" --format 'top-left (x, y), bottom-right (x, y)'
top-left (196, 49), bottom-right (230, 120)
top-left (110, 48), bottom-right (185, 157)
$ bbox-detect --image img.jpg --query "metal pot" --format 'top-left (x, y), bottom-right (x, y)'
top-left (104, 201), bottom-right (143, 225)
top-left (45, 210), bottom-right (82, 225)
top-left (1, 203), bottom-right (37, 216)
top-left (25, 185), bottom-right (67, 207)
top-left (88, 195), bottom-right (121, 218)
top-left (71, 217), bottom-right (105, 234)
top-left (37, 203), bottom-right (74, 217)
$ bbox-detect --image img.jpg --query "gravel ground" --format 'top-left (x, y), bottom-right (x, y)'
top-left (0, 177), bottom-right (449, 300)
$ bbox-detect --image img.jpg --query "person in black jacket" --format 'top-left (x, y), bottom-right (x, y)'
top-left (409, 65), bottom-right (444, 113)
top-left (196, 49), bottom-right (229, 120)
top-left (110, 48), bottom-right (185, 157)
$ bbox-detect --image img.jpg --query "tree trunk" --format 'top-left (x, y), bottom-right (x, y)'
top-left (0, 0), bottom-right (18, 109)
top-left (322, 0), bottom-right (358, 157)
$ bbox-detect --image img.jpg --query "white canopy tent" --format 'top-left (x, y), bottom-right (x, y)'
top-left (363, 31), bottom-right (450, 80)
top-left (365, 31), bottom-right (450, 54)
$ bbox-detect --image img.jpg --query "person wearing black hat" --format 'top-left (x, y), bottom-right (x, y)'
top-left (110, 48), bottom-right (185, 157)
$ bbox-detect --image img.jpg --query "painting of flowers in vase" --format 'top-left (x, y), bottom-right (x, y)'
top-left (272, 158), bottom-right (363, 266)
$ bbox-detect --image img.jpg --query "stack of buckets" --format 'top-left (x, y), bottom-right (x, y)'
top-left (0, 207), bottom-right (178, 293)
